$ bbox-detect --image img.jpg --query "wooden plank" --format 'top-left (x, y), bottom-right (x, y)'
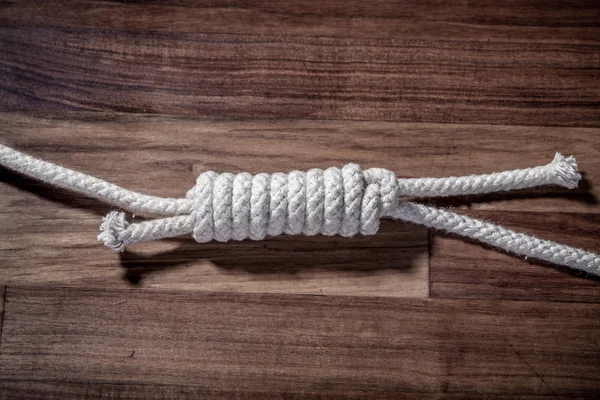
top-left (0, 216), bottom-right (428, 297)
top-left (0, 286), bottom-right (4, 348)
top-left (0, 381), bottom-right (582, 400)
top-left (1, 287), bottom-right (599, 397)
top-left (430, 210), bottom-right (600, 303)
top-left (1, 0), bottom-right (598, 44)
top-left (1, 113), bottom-right (598, 293)
top-left (2, 113), bottom-right (598, 213)
top-left (1, 3), bottom-right (599, 126)
top-left (0, 113), bottom-right (433, 296)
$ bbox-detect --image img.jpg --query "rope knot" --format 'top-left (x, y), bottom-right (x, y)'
top-left (97, 211), bottom-right (129, 251)
top-left (3, 144), bottom-right (597, 276)
top-left (186, 164), bottom-right (397, 243)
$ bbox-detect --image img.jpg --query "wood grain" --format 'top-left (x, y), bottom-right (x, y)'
top-left (2, 113), bottom-right (598, 213)
top-left (0, 382), bottom-right (582, 400)
top-left (0, 216), bottom-right (428, 296)
top-left (1, 287), bottom-right (599, 397)
top-left (430, 210), bottom-right (600, 303)
top-left (0, 286), bottom-right (4, 349)
top-left (1, 0), bottom-right (599, 125)
top-left (0, 117), bottom-right (432, 296)
top-left (1, 0), bottom-right (599, 397)
top-left (1, 0), bottom-right (598, 43)
top-left (1, 113), bottom-right (598, 296)
top-left (0, 380), bottom-right (585, 400)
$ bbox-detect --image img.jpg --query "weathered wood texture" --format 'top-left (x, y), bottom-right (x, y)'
top-left (0, 286), bottom-right (4, 348)
top-left (1, 0), bottom-right (600, 398)
top-left (1, 287), bottom-right (599, 398)
top-left (0, 382), bottom-right (581, 400)
top-left (1, 114), bottom-right (599, 297)
top-left (430, 210), bottom-right (600, 303)
top-left (2, 113), bottom-right (598, 214)
top-left (0, 0), bottom-right (599, 125)
top-left (0, 114), bottom-right (433, 296)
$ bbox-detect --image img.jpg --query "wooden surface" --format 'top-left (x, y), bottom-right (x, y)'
top-left (0, 0), bottom-right (599, 398)
top-left (2, 287), bottom-right (600, 398)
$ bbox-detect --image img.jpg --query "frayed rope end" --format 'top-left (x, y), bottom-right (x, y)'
top-left (550, 153), bottom-right (581, 190)
top-left (97, 211), bottom-right (129, 252)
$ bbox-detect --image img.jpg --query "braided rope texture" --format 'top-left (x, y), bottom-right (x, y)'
top-left (0, 144), bottom-right (191, 215)
top-left (397, 153), bottom-right (580, 197)
top-left (186, 164), bottom-right (398, 242)
top-left (2, 144), bottom-right (598, 276)
top-left (389, 203), bottom-right (600, 276)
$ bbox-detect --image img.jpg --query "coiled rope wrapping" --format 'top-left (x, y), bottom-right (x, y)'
top-left (1, 144), bottom-right (598, 276)
top-left (186, 164), bottom-right (398, 243)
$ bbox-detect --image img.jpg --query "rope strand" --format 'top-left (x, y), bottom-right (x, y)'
top-left (386, 203), bottom-right (599, 275)
top-left (397, 153), bottom-right (580, 197)
top-left (1, 144), bottom-right (597, 277)
top-left (1, 145), bottom-right (578, 213)
top-left (0, 144), bottom-right (191, 215)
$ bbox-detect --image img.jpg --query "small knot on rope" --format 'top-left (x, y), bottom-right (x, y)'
top-left (550, 153), bottom-right (581, 189)
top-left (97, 211), bottom-right (129, 251)
top-left (186, 164), bottom-right (397, 243)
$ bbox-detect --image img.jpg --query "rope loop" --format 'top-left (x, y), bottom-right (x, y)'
top-left (186, 164), bottom-right (397, 243)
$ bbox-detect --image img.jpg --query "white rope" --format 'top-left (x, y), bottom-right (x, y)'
top-left (0, 144), bottom-right (191, 215)
top-left (1, 144), bottom-right (598, 276)
top-left (386, 203), bottom-right (600, 276)
top-left (397, 153), bottom-right (581, 197)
